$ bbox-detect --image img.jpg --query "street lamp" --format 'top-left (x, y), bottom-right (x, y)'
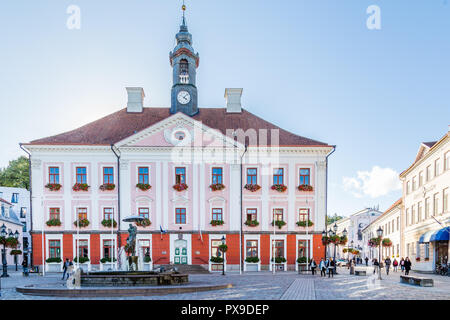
top-left (333, 223), bottom-right (338, 274)
top-left (342, 228), bottom-right (348, 261)
top-left (13, 231), bottom-right (19, 271)
top-left (221, 236), bottom-right (226, 276)
top-left (322, 230), bottom-right (327, 260)
top-left (376, 226), bottom-right (383, 280)
top-left (1, 224), bottom-right (9, 278)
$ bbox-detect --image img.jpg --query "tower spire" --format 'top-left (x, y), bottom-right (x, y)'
top-left (181, 0), bottom-right (187, 28)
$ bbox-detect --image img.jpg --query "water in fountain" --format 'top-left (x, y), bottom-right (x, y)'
top-left (118, 247), bottom-right (128, 271)
top-left (137, 241), bottom-right (144, 271)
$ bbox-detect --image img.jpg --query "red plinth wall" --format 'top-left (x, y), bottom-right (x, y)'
top-left (191, 233), bottom-right (209, 264)
top-left (152, 234), bottom-right (170, 265)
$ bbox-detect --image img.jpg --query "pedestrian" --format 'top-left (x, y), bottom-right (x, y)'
top-left (328, 258), bottom-right (335, 278)
top-left (22, 260), bottom-right (29, 277)
top-left (365, 256), bottom-right (369, 266)
top-left (373, 258), bottom-right (379, 274)
top-left (319, 258), bottom-right (326, 277)
top-left (393, 258), bottom-right (398, 272)
top-left (385, 257), bottom-right (391, 275)
top-left (400, 257), bottom-right (405, 273)
top-left (404, 257), bottom-right (412, 275)
top-left (310, 259), bottom-right (317, 275)
top-left (62, 258), bottom-right (70, 280)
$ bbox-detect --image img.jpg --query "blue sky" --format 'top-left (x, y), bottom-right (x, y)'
top-left (0, 1), bottom-right (449, 216)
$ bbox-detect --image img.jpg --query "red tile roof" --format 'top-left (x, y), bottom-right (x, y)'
top-left (28, 108), bottom-right (330, 147)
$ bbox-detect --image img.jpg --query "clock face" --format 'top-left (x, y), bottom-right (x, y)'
top-left (177, 91), bottom-right (191, 105)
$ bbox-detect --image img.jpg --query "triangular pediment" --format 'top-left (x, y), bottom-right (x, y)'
top-left (116, 112), bottom-right (242, 149)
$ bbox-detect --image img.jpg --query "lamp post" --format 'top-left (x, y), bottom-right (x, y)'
top-left (1, 225), bottom-right (9, 278)
top-left (221, 236), bottom-right (226, 276)
top-left (322, 230), bottom-right (327, 260)
top-left (333, 223), bottom-right (338, 274)
top-left (377, 226), bottom-right (383, 280)
top-left (342, 228), bottom-right (348, 261)
top-left (13, 231), bottom-right (19, 271)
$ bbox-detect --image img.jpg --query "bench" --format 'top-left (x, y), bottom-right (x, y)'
top-left (354, 270), bottom-right (366, 276)
top-left (400, 275), bottom-right (434, 287)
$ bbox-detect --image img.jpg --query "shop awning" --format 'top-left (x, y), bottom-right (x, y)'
top-left (429, 227), bottom-right (450, 242)
top-left (419, 230), bottom-right (436, 243)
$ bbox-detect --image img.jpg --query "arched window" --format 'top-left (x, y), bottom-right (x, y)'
top-left (180, 59), bottom-right (189, 75)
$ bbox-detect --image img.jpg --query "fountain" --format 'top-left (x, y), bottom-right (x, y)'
top-left (79, 215), bottom-right (189, 287)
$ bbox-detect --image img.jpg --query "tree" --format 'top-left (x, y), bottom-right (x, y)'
top-left (327, 214), bottom-right (343, 225)
top-left (0, 156), bottom-right (29, 190)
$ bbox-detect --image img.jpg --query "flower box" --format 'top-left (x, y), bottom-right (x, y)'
top-left (173, 183), bottom-right (188, 192)
top-left (382, 238), bottom-right (393, 247)
top-left (210, 220), bottom-right (224, 226)
top-left (296, 257), bottom-right (311, 264)
top-left (298, 184), bottom-right (313, 192)
top-left (244, 220), bottom-right (259, 227)
top-left (99, 183), bottom-right (115, 191)
top-left (416, 257), bottom-right (421, 262)
top-left (46, 257), bottom-right (62, 263)
top-left (135, 218), bottom-right (152, 227)
top-left (245, 257), bottom-right (260, 263)
top-left (10, 249), bottom-right (22, 255)
top-left (210, 256), bottom-right (224, 263)
top-left (210, 183), bottom-right (226, 191)
top-left (74, 257), bottom-right (90, 264)
top-left (271, 257), bottom-right (286, 264)
top-left (72, 183), bottom-right (90, 192)
top-left (46, 219), bottom-right (62, 227)
top-left (368, 237), bottom-right (381, 248)
top-left (271, 184), bottom-right (287, 193)
top-left (101, 219), bottom-right (117, 228)
top-left (136, 183), bottom-right (152, 191)
top-left (244, 184), bottom-right (261, 192)
top-left (73, 219), bottom-right (90, 228)
top-left (271, 220), bottom-right (286, 229)
top-left (100, 257), bottom-right (117, 264)
top-left (45, 183), bottom-right (62, 191)
top-left (296, 220), bottom-right (314, 227)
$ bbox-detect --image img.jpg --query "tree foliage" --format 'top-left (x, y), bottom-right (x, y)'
top-left (0, 156), bottom-right (29, 190)
top-left (326, 214), bottom-right (343, 225)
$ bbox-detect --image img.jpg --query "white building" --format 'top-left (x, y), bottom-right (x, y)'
top-left (399, 126), bottom-right (450, 272)
top-left (0, 197), bottom-right (24, 266)
top-left (362, 199), bottom-right (402, 263)
top-left (0, 187), bottom-right (30, 265)
top-left (334, 207), bottom-right (383, 260)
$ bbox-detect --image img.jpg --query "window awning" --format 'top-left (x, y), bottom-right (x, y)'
top-left (429, 227), bottom-right (450, 242)
top-left (419, 230), bottom-right (436, 243)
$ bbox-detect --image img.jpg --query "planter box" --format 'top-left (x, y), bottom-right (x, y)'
top-left (209, 263), bottom-right (224, 272)
top-left (142, 263), bottom-right (153, 271)
top-left (270, 262), bottom-right (286, 272)
top-left (245, 263), bottom-right (259, 272)
top-left (297, 263), bottom-right (307, 272)
top-left (46, 263), bottom-right (62, 272)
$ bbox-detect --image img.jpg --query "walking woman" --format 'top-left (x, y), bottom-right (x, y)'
top-left (393, 258), bottom-right (398, 272)
top-left (310, 259), bottom-right (317, 275)
top-left (328, 258), bottom-right (335, 278)
top-left (404, 257), bottom-right (412, 275)
top-left (319, 258), bottom-right (326, 277)
top-left (400, 257), bottom-right (405, 273)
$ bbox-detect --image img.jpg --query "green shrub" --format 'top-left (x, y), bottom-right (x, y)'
top-left (46, 257), bottom-right (62, 263)
top-left (245, 257), bottom-right (260, 263)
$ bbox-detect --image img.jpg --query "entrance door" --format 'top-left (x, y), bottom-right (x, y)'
top-left (436, 241), bottom-right (449, 265)
top-left (174, 239), bottom-right (188, 264)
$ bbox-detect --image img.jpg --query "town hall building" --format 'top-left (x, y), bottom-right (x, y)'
top-left (22, 7), bottom-right (335, 273)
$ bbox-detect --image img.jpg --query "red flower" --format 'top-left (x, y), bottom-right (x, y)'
top-left (298, 184), bottom-right (313, 192)
top-left (271, 184), bottom-right (287, 192)
top-left (244, 184), bottom-right (261, 192)
top-left (173, 183), bottom-right (188, 192)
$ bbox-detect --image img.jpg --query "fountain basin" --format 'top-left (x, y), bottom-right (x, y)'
top-left (81, 271), bottom-right (188, 287)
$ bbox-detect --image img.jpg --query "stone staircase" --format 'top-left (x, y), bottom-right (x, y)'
top-left (159, 264), bottom-right (210, 274)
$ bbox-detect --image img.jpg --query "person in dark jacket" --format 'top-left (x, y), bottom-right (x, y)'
top-left (385, 257), bottom-right (392, 275)
top-left (62, 258), bottom-right (70, 280)
top-left (404, 257), bottom-right (412, 275)
top-left (310, 259), bottom-right (317, 275)
top-left (327, 258), bottom-right (335, 278)
top-left (365, 257), bottom-right (369, 266)
top-left (373, 258), bottom-right (379, 274)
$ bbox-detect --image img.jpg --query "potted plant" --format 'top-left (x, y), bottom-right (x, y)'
top-left (72, 183), bottom-right (90, 192)
top-left (136, 218), bottom-right (152, 227)
top-left (322, 236), bottom-right (330, 245)
top-left (339, 236), bottom-right (348, 245)
top-left (101, 219), bottom-right (117, 228)
top-left (368, 237), bottom-right (381, 248)
top-left (10, 249), bottom-right (22, 256)
top-left (73, 219), bottom-right (90, 228)
top-left (296, 220), bottom-right (314, 227)
top-left (245, 256), bottom-right (260, 263)
top-left (74, 256), bottom-right (90, 264)
top-left (144, 256), bottom-right (152, 263)
top-left (271, 184), bottom-right (287, 193)
top-left (210, 183), bottom-right (226, 191)
top-left (244, 184), bottom-right (261, 192)
top-left (271, 220), bottom-right (287, 229)
top-left (46, 257), bottom-right (62, 263)
top-left (382, 238), bottom-right (393, 247)
top-left (136, 183), bottom-right (152, 191)
top-left (210, 256), bottom-right (224, 263)
top-left (210, 220), bottom-right (224, 227)
top-left (271, 257), bottom-right (286, 264)
top-left (173, 183), bottom-right (188, 192)
top-left (99, 183), bottom-right (115, 191)
top-left (45, 183), bottom-right (62, 191)
top-left (46, 218), bottom-right (62, 227)
top-left (100, 257), bottom-right (117, 263)
top-left (298, 184), bottom-right (313, 192)
top-left (218, 244), bottom-right (228, 253)
top-left (329, 235), bottom-right (341, 244)
top-left (244, 220), bottom-right (259, 227)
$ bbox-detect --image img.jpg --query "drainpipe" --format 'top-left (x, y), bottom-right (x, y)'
top-left (324, 145), bottom-right (336, 259)
top-left (239, 144), bottom-right (248, 275)
top-left (19, 143), bottom-right (32, 268)
top-left (110, 145), bottom-right (122, 262)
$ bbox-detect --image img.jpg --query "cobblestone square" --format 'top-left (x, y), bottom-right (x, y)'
top-left (2, 266), bottom-right (450, 300)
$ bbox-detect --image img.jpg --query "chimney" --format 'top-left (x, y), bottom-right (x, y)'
top-left (126, 87), bottom-right (145, 113)
top-left (225, 88), bottom-right (243, 113)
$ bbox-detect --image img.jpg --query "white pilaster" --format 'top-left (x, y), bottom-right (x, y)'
top-left (288, 160), bottom-right (296, 231)
top-left (162, 161), bottom-right (169, 230)
top-left (156, 161), bottom-right (162, 230)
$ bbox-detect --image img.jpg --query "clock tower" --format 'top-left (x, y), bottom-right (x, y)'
top-left (170, 4), bottom-right (199, 116)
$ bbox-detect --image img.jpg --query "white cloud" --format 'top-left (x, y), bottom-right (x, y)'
top-left (343, 166), bottom-right (401, 198)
